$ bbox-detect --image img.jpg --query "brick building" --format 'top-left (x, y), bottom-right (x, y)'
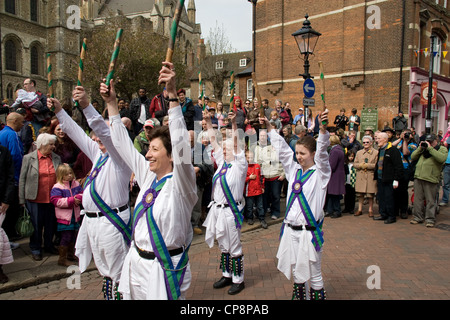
top-left (253, 0), bottom-right (450, 134)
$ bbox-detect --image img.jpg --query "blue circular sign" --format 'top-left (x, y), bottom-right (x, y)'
top-left (303, 79), bottom-right (315, 98)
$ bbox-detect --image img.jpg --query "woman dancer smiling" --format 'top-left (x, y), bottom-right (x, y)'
top-left (103, 62), bottom-right (197, 300)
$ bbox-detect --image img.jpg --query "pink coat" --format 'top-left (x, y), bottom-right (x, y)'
top-left (50, 181), bottom-right (83, 225)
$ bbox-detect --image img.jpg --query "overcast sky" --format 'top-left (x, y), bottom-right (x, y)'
top-left (189, 0), bottom-right (253, 52)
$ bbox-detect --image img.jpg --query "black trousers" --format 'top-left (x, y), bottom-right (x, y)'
top-left (344, 184), bottom-right (356, 213)
top-left (377, 179), bottom-right (395, 219)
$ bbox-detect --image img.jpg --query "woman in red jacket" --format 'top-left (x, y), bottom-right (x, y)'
top-left (244, 150), bottom-right (267, 229)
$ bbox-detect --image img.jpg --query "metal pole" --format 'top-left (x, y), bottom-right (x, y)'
top-left (426, 36), bottom-right (435, 134)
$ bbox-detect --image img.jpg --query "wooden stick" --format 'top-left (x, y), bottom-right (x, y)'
top-left (105, 29), bottom-right (123, 88)
top-left (47, 53), bottom-right (54, 98)
top-left (252, 72), bottom-right (264, 129)
top-left (318, 61), bottom-right (327, 125)
top-left (75, 38), bottom-right (87, 107)
top-left (166, 0), bottom-right (185, 63)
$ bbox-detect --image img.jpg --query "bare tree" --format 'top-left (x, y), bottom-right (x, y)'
top-left (201, 22), bottom-right (236, 102)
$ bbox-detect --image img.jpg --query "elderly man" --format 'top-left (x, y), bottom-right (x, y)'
top-left (373, 132), bottom-right (404, 224)
top-left (410, 134), bottom-right (448, 227)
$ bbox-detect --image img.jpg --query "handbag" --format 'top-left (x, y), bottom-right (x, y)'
top-left (15, 206), bottom-right (34, 238)
top-left (403, 155), bottom-right (416, 182)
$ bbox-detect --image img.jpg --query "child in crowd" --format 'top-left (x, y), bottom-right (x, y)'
top-left (343, 151), bottom-right (356, 215)
top-left (244, 150), bottom-right (267, 229)
top-left (50, 164), bottom-right (83, 266)
top-left (270, 110), bottom-right (282, 132)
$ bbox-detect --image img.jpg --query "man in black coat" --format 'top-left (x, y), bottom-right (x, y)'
top-left (129, 87), bottom-right (151, 135)
top-left (373, 132), bottom-right (404, 224)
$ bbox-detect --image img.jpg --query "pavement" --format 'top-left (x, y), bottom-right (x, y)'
top-left (2, 188), bottom-right (450, 300)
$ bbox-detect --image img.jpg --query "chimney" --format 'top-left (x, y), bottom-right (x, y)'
top-left (197, 38), bottom-right (206, 64)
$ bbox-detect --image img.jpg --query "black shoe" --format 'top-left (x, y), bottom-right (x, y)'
top-left (213, 277), bottom-right (232, 289)
top-left (400, 212), bottom-right (408, 219)
top-left (384, 218), bottom-right (396, 224)
top-left (247, 219), bottom-right (254, 225)
top-left (373, 215), bottom-right (387, 221)
top-left (32, 253), bottom-right (43, 261)
top-left (44, 246), bottom-right (59, 255)
top-left (260, 220), bottom-right (268, 229)
top-left (330, 212), bottom-right (342, 218)
top-left (228, 282), bottom-right (245, 295)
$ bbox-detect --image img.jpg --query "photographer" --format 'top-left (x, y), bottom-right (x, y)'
top-left (392, 130), bottom-right (418, 219)
top-left (410, 134), bottom-right (448, 228)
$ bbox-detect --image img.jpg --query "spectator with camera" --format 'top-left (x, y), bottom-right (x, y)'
top-left (392, 130), bottom-right (418, 219)
top-left (410, 134), bottom-right (448, 228)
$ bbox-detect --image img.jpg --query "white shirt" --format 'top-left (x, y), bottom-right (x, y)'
top-left (138, 103), bottom-right (146, 125)
top-left (110, 105), bottom-right (197, 299)
top-left (268, 130), bottom-right (331, 227)
top-left (110, 105), bottom-right (197, 251)
top-left (56, 105), bottom-right (132, 211)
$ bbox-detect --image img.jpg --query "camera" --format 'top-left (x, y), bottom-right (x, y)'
top-left (421, 142), bottom-right (428, 148)
top-left (404, 132), bottom-right (410, 139)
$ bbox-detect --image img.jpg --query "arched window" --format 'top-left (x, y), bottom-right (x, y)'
top-left (5, 0), bottom-right (15, 15)
top-left (5, 40), bottom-right (17, 71)
top-left (6, 83), bottom-right (14, 100)
top-left (31, 46), bottom-right (40, 75)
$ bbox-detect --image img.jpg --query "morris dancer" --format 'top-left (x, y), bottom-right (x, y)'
top-left (260, 109), bottom-right (330, 300)
top-left (103, 62), bottom-right (197, 300)
top-left (48, 90), bottom-right (132, 300)
top-left (202, 109), bottom-right (248, 295)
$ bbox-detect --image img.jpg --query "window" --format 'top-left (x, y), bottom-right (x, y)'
top-left (31, 46), bottom-right (40, 75)
top-left (247, 79), bottom-right (253, 100)
top-left (5, 0), bottom-right (15, 14)
top-left (30, 0), bottom-right (38, 22)
top-left (239, 59), bottom-right (247, 67)
top-left (215, 61), bottom-right (223, 69)
top-left (6, 84), bottom-right (14, 100)
top-left (5, 40), bottom-right (17, 71)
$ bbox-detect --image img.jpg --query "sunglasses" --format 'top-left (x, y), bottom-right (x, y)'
top-left (363, 141), bottom-right (371, 144)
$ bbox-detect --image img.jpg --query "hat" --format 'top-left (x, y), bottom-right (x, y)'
top-left (144, 119), bottom-right (154, 128)
top-left (425, 134), bottom-right (437, 142)
top-left (299, 107), bottom-right (303, 111)
top-left (382, 127), bottom-right (394, 133)
top-left (365, 126), bottom-right (374, 132)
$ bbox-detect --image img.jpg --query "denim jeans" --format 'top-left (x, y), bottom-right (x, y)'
top-left (263, 179), bottom-right (283, 218)
top-left (441, 164), bottom-right (450, 204)
top-left (245, 194), bottom-right (265, 220)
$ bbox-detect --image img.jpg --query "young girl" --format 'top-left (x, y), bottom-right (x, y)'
top-left (270, 110), bottom-right (282, 132)
top-left (50, 164), bottom-right (83, 266)
top-left (343, 151), bottom-right (356, 215)
top-left (261, 109), bottom-right (331, 300)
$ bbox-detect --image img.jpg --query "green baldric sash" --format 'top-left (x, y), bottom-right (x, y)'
top-left (133, 175), bottom-right (190, 300)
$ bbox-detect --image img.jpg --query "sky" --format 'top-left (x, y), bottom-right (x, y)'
top-left (188, 0), bottom-right (253, 52)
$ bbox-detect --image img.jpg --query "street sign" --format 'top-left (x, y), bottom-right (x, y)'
top-left (303, 78), bottom-right (315, 98)
top-left (360, 106), bottom-right (378, 133)
top-left (303, 98), bottom-right (315, 106)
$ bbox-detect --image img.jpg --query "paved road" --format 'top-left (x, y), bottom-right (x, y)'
top-left (1, 201), bottom-right (450, 301)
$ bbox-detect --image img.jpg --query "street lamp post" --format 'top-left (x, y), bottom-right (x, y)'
top-left (426, 35), bottom-right (436, 135)
top-left (292, 15), bottom-right (321, 126)
top-left (248, 0), bottom-right (257, 97)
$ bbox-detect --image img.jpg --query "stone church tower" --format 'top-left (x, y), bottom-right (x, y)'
top-left (1, 0), bottom-right (81, 102)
